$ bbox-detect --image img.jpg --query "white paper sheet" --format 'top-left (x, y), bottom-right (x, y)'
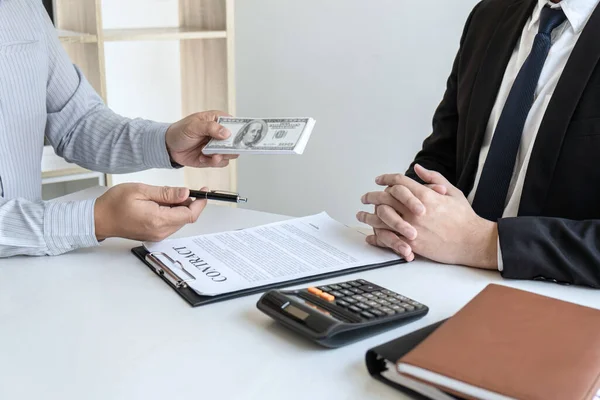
top-left (144, 212), bottom-right (401, 296)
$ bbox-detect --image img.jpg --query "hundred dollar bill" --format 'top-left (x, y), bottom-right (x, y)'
top-left (202, 117), bottom-right (316, 155)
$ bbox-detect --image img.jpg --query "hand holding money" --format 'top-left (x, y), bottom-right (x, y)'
top-left (166, 111), bottom-right (239, 168)
top-left (202, 117), bottom-right (316, 155)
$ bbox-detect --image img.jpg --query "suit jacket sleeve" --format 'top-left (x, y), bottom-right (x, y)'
top-left (405, 4), bottom-right (480, 184)
top-left (498, 218), bottom-right (600, 288)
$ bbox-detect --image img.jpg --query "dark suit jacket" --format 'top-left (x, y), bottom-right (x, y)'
top-left (407, 0), bottom-right (600, 288)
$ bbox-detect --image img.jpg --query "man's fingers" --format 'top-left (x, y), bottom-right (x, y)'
top-left (367, 234), bottom-right (415, 262)
top-left (385, 185), bottom-right (425, 216)
top-left (366, 234), bottom-right (387, 248)
top-left (156, 198), bottom-right (207, 239)
top-left (186, 186), bottom-right (208, 220)
top-left (142, 185), bottom-right (189, 205)
top-left (159, 185), bottom-right (208, 227)
top-left (414, 164), bottom-right (448, 185)
top-left (375, 173), bottom-right (428, 198)
top-left (199, 154), bottom-right (232, 168)
top-left (373, 228), bottom-right (415, 260)
top-left (210, 160), bottom-right (230, 169)
top-left (361, 191), bottom-right (407, 213)
top-left (375, 205), bottom-right (417, 240)
top-left (414, 164), bottom-right (459, 196)
top-left (186, 198), bottom-right (207, 222)
top-left (425, 183), bottom-right (448, 195)
top-left (192, 120), bottom-right (231, 140)
top-left (193, 110), bottom-right (231, 122)
top-left (356, 211), bottom-right (389, 229)
top-left (200, 154), bottom-right (223, 164)
top-left (158, 206), bottom-right (194, 225)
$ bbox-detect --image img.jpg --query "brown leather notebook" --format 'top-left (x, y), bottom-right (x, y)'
top-left (396, 284), bottom-right (600, 400)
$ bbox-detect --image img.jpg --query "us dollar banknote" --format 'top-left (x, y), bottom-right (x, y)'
top-left (202, 117), bottom-right (316, 155)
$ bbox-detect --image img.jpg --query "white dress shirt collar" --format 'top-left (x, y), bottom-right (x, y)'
top-left (528, 0), bottom-right (600, 34)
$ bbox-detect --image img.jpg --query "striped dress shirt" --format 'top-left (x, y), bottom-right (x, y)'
top-left (0, 0), bottom-right (173, 257)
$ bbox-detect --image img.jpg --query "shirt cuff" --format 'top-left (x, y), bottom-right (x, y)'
top-left (497, 236), bottom-right (504, 271)
top-left (141, 121), bottom-right (174, 169)
top-left (44, 199), bottom-right (99, 255)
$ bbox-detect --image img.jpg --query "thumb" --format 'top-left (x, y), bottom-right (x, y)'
top-left (414, 164), bottom-right (459, 195)
top-left (143, 185), bottom-right (189, 204)
top-left (425, 183), bottom-right (448, 195)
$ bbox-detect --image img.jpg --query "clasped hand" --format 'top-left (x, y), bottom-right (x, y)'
top-left (357, 164), bottom-right (498, 269)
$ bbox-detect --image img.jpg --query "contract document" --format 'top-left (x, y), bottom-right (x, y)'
top-left (144, 212), bottom-right (402, 296)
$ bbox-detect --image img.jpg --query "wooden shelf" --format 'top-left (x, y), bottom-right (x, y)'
top-left (57, 29), bottom-right (98, 44)
top-left (42, 167), bottom-right (94, 180)
top-left (103, 27), bottom-right (227, 42)
top-left (48, 0), bottom-right (236, 193)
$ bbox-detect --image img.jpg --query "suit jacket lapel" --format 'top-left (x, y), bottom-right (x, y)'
top-left (519, 3), bottom-right (600, 216)
top-left (457, 0), bottom-right (537, 194)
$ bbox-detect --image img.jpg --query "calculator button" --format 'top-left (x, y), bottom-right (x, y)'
top-left (348, 281), bottom-right (362, 287)
top-left (382, 290), bottom-right (393, 295)
top-left (401, 303), bottom-right (415, 311)
top-left (363, 293), bottom-right (375, 299)
top-left (414, 303), bottom-right (425, 309)
top-left (371, 291), bottom-right (384, 297)
top-left (357, 303), bottom-right (371, 310)
top-left (361, 311), bottom-right (375, 319)
top-left (380, 307), bottom-right (396, 316)
top-left (388, 298), bottom-right (400, 304)
top-left (350, 288), bottom-right (365, 294)
top-left (319, 293), bottom-right (335, 302)
top-left (366, 301), bottom-right (379, 307)
top-left (307, 287), bottom-right (322, 296)
top-left (391, 305), bottom-right (406, 312)
top-left (370, 309), bottom-right (385, 318)
top-left (336, 300), bottom-right (350, 307)
top-left (329, 284), bottom-right (342, 290)
top-left (340, 283), bottom-right (352, 289)
top-left (359, 284), bottom-right (378, 292)
top-left (345, 297), bottom-right (357, 304)
top-left (357, 279), bottom-right (369, 285)
top-left (376, 299), bottom-right (391, 306)
top-left (352, 295), bottom-right (367, 302)
top-left (340, 289), bottom-right (354, 296)
top-left (348, 306), bottom-right (362, 313)
top-left (318, 286), bottom-right (332, 292)
top-left (330, 291), bottom-right (344, 298)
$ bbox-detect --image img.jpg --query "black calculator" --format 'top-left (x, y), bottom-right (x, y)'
top-left (256, 279), bottom-right (428, 348)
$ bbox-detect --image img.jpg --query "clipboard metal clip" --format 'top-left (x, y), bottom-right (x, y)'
top-left (145, 252), bottom-right (196, 289)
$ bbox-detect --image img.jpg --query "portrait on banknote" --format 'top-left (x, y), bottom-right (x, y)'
top-left (233, 119), bottom-right (268, 148)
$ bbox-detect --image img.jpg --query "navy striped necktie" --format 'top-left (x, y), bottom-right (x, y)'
top-left (471, 6), bottom-right (567, 221)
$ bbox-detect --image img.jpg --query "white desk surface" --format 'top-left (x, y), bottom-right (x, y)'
top-left (1, 188), bottom-right (599, 400)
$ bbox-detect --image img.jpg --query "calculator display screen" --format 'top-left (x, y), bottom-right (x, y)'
top-left (284, 304), bottom-right (310, 321)
top-left (288, 295), bottom-right (335, 318)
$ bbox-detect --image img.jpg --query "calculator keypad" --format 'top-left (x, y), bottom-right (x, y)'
top-left (307, 280), bottom-right (425, 321)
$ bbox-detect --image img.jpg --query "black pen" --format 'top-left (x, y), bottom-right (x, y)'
top-left (189, 190), bottom-right (248, 203)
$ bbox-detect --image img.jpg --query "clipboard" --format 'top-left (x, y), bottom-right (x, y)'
top-left (131, 246), bottom-right (406, 307)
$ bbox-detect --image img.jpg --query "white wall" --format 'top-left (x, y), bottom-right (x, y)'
top-left (102, 0), bottom-right (185, 187)
top-left (235, 0), bottom-right (479, 225)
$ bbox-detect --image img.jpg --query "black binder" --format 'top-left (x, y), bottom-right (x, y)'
top-left (132, 246), bottom-right (405, 307)
top-left (365, 320), bottom-right (461, 399)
